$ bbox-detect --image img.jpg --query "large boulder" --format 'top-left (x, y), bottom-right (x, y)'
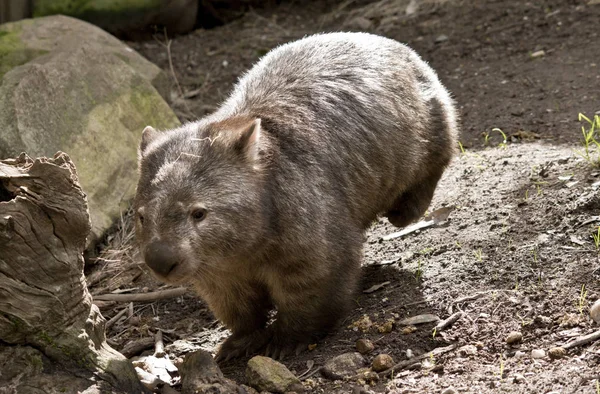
top-left (33, 0), bottom-right (199, 38)
top-left (0, 15), bottom-right (181, 245)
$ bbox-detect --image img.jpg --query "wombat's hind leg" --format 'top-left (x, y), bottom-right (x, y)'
top-left (386, 169), bottom-right (445, 228)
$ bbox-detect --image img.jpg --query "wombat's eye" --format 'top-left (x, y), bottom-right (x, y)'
top-left (190, 206), bottom-right (207, 222)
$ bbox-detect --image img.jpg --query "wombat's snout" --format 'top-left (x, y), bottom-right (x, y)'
top-left (144, 241), bottom-right (179, 277)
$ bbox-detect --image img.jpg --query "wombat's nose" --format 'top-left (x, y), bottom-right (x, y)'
top-left (144, 241), bottom-right (178, 277)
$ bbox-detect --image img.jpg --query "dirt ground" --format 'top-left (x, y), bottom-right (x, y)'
top-left (89, 0), bottom-right (600, 393)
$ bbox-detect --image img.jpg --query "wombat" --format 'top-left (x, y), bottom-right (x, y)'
top-left (134, 32), bottom-right (458, 361)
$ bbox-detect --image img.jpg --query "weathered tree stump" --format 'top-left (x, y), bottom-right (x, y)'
top-left (0, 152), bottom-right (145, 393)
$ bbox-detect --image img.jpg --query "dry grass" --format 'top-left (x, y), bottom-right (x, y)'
top-left (88, 207), bottom-right (142, 292)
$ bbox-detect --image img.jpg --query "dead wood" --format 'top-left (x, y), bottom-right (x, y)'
top-left (0, 152), bottom-right (145, 393)
top-left (94, 287), bottom-right (188, 302)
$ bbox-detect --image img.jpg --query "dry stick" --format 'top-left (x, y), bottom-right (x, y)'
top-left (106, 307), bottom-right (128, 330)
top-left (94, 287), bottom-right (187, 302)
top-left (563, 329), bottom-right (600, 350)
top-left (154, 329), bottom-right (165, 357)
top-left (378, 344), bottom-right (458, 378)
top-left (435, 312), bottom-right (464, 332)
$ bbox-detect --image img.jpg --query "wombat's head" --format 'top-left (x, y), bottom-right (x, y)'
top-left (133, 117), bottom-right (269, 284)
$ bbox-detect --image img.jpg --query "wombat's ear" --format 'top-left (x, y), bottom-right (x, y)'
top-left (232, 118), bottom-right (261, 163)
top-left (140, 126), bottom-right (159, 154)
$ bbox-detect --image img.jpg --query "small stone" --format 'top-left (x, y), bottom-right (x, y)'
top-left (514, 351), bottom-right (526, 359)
top-left (506, 331), bottom-right (523, 345)
top-left (401, 325), bottom-right (417, 335)
top-left (530, 50), bottom-right (545, 58)
top-left (377, 319), bottom-right (394, 333)
top-left (548, 346), bottom-right (566, 359)
top-left (441, 387), bottom-right (457, 394)
top-left (513, 373), bottom-right (525, 383)
top-left (356, 368), bottom-right (379, 383)
top-left (322, 352), bottom-right (366, 380)
top-left (458, 344), bottom-right (477, 357)
top-left (246, 356), bottom-right (301, 393)
top-left (372, 354), bottom-right (394, 372)
top-left (435, 34), bottom-right (449, 43)
top-left (405, 349), bottom-right (413, 359)
top-left (398, 314), bottom-right (440, 326)
top-left (349, 315), bottom-right (373, 332)
top-left (356, 339), bottom-right (375, 354)
top-left (531, 349), bottom-right (546, 359)
top-left (590, 299), bottom-right (600, 324)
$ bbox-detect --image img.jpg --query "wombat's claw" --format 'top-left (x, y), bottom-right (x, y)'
top-left (264, 339), bottom-right (310, 360)
top-left (216, 331), bottom-right (268, 363)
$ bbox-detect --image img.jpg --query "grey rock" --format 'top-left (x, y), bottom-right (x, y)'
top-left (246, 356), bottom-right (302, 393)
top-left (0, 15), bottom-right (180, 246)
top-left (322, 352), bottom-right (366, 380)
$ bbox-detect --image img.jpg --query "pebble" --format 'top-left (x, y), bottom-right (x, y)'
top-left (513, 373), bottom-right (525, 383)
top-left (514, 350), bottom-right (526, 359)
top-left (246, 356), bottom-right (302, 393)
top-left (506, 331), bottom-right (523, 345)
top-left (401, 325), bottom-right (417, 334)
top-left (548, 346), bottom-right (566, 359)
top-left (406, 349), bottom-right (414, 359)
top-left (377, 319), bottom-right (394, 333)
top-left (531, 50), bottom-right (545, 58)
top-left (356, 339), bottom-right (375, 355)
top-left (398, 314), bottom-right (440, 326)
top-left (435, 34), bottom-right (449, 43)
top-left (321, 352), bottom-right (366, 380)
top-left (590, 299), bottom-right (600, 324)
top-left (458, 344), bottom-right (477, 357)
top-left (372, 354), bottom-right (394, 372)
top-left (531, 349), bottom-right (546, 359)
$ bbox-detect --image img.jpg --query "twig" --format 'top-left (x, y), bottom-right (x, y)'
top-left (378, 344), bottom-right (458, 378)
top-left (453, 292), bottom-right (486, 304)
top-left (300, 366), bottom-right (322, 381)
top-left (121, 337), bottom-right (155, 358)
top-left (563, 329), bottom-right (600, 350)
top-left (154, 330), bottom-right (165, 357)
top-left (434, 312), bottom-right (464, 332)
top-left (94, 287), bottom-right (187, 302)
top-left (106, 307), bottom-right (128, 329)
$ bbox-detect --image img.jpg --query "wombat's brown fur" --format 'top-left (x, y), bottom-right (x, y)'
top-left (134, 32), bottom-right (458, 361)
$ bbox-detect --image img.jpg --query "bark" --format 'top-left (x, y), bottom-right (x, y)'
top-left (0, 152), bottom-right (145, 393)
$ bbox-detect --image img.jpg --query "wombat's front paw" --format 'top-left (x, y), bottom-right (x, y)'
top-left (263, 332), bottom-right (310, 361)
top-left (215, 331), bottom-right (269, 363)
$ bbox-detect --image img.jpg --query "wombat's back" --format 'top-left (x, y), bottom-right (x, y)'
top-left (203, 32), bottom-right (458, 228)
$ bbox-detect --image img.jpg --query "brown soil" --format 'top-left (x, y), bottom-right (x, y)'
top-left (90, 0), bottom-right (600, 393)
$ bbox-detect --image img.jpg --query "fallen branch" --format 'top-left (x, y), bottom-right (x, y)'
top-left (378, 344), bottom-right (458, 378)
top-left (435, 312), bottom-right (464, 332)
top-left (154, 330), bottom-right (165, 357)
top-left (105, 307), bottom-right (128, 330)
top-left (94, 287), bottom-right (187, 302)
top-left (121, 337), bottom-right (155, 359)
top-left (563, 329), bottom-right (600, 350)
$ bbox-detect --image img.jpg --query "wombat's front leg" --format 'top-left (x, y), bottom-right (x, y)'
top-left (386, 168), bottom-right (446, 228)
top-left (204, 283), bottom-right (272, 362)
top-left (264, 254), bottom-right (361, 359)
